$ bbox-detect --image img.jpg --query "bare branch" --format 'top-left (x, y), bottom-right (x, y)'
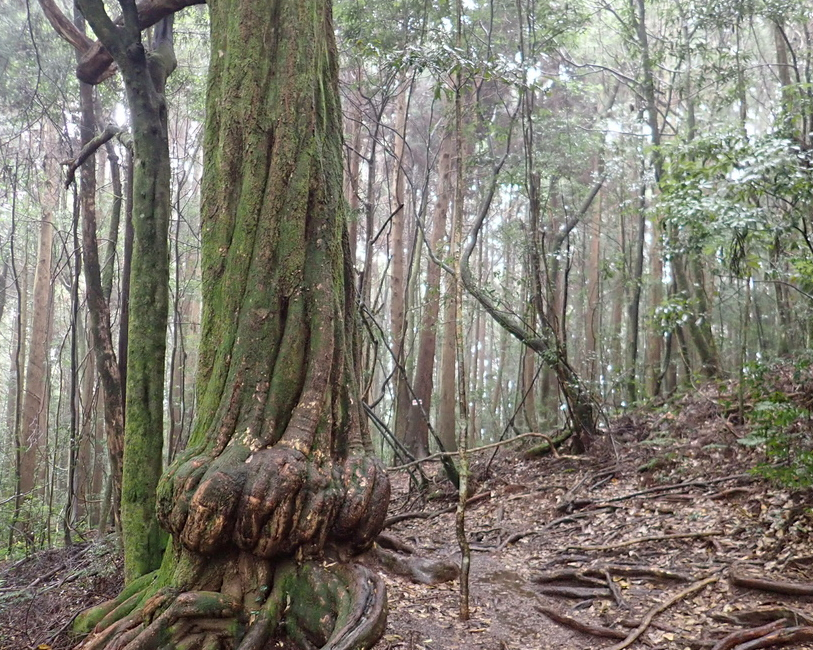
top-left (63, 124), bottom-right (123, 188)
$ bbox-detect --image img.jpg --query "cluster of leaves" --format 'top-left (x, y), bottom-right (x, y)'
top-left (739, 357), bottom-right (813, 487)
top-left (658, 132), bottom-right (813, 272)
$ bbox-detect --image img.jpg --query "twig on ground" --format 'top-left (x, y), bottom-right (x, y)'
top-left (729, 566), bottom-right (813, 596)
top-left (536, 585), bottom-right (611, 599)
top-left (533, 569), bottom-right (608, 587)
top-left (713, 607), bottom-right (813, 628)
top-left (536, 606), bottom-right (627, 639)
top-left (604, 474), bottom-right (752, 504)
top-left (569, 530), bottom-right (722, 552)
top-left (733, 626), bottom-right (813, 649)
top-left (598, 564), bottom-right (694, 581)
top-left (710, 619), bottom-right (787, 650)
top-left (497, 513), bottom-right (590, 551)
top-left (604, 574), bottom-right (719, 650)
top-left (605, 569), bottom-right (627, 608)
top-left (376, 533), bottom-right (416, 554)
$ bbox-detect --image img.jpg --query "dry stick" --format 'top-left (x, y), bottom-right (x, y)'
top-left (605, 575), bottom-right (719, 650)
top-left (497, 513), bottom-right (589, 551)
top-left (597, 565), bottom-right (693, 582)
top-left (387, 432), bottom-right (559, 472)
top-left (729, 566), bottom-right (813, 596)
top-left (718, 607), bottom-right (813, 628)
top-left (569, 530), bottom-right (722, 552)
top-left (602, 474), bottom-right (752, 504)
top-left (605, 569), bottom-right (627, 608)
top-left (536, 606), bottom-right (627, 639)
top-left (537, 585), bottom-right (611, 598)
top-left (383, 492), bottom-right (491, 528)
top-left (734, 626), bottom-right (813, 650)
top-left (533, 569), bottom-right (610, 587)
top-left (710, 619), bottom-right (787, 650)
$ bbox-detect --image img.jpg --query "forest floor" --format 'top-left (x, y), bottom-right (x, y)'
top-left (4, 376), bottom-right (813, 650)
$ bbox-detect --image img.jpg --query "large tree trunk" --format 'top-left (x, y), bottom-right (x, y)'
top-left (74, 1), bottom-right (390, 648)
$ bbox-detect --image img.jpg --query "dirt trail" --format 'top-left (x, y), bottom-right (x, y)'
top-left (3, 385), bottom-right (813, 650)
top-left (377, 390), bottom-right (813, 649)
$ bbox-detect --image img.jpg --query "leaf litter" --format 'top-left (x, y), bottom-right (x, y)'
top-left (2, 381), bottom-right (813, 650)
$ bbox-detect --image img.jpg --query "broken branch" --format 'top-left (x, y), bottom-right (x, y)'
top-left (605, 575), bottom-right (719, 650)
top-left (569, 530), bottom-right (722, 552)
top-left (536, 606), bottom-right (627, 639)
top-left (729, 566), bottom-right (813, 596)
top-left (64, 124), bottom-right (122, 188)
top-left (710, 620), bottom-right (787, 650)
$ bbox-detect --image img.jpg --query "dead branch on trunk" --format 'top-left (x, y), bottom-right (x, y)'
top-left (63, 125), bottom-right (122, 188)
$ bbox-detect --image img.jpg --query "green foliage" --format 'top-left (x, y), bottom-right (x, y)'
top-left (659, 131), bottom-right (813, 281)
top-left (740, 359), bottom-right (813, 487)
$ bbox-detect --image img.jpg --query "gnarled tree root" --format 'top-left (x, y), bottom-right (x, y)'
top-left (73, 560), bottom-right (386, 650)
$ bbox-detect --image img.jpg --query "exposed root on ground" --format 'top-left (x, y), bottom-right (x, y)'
top-left (74, 559), bottom-right (385, 650)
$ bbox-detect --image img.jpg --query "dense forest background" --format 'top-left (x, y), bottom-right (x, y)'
top-left (2, 0), bottom-right (813, 553)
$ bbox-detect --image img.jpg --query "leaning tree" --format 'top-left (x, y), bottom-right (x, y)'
top-left (73, 0), bottom-right (391, 647)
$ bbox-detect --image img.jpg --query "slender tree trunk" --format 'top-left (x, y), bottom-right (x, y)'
top-left (390, 80), bottom-right (412, 448)
top-left (19, 153), bottom-right (57, 511)
top-left (405, 132), bottom-right (452, 457)
top-left (437, 224), bottom-right (459, 453)
top-left (77, 78), bottom-right (126, 532)
top-left (625, 162), bottom-right (646, 404)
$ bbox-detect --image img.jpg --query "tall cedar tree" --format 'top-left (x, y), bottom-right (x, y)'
top-left (73, 0), bottom-right (390, 648)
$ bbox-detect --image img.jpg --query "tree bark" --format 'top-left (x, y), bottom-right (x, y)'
top-left (76, 77), bottom-right (126, 534)
top-left (405, 132), bottom-right (453, 458)
top-left (74, 1), bottom-right (390, 648)
top-left (19, 150), bottom-right (57, 513)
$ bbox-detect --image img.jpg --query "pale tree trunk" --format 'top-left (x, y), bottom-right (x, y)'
top-left (19, 150), bottom-right (57, 513)
top-left (646, 228), bottom-right (664, 395)
top-left (521, 343), bottom-right (538, 432)
top-left (437, 224), bottom-right (459, 453)
top-left (404, 132), bottom-right (453, 458)
top-left (7, 219), bottom-right (29, 554)
top-left (74, 318), bottom-right (97, 525)
top-left (390, 80), bottom-right (413, 448)
top-left (344, 65), bottom-right (363, 269)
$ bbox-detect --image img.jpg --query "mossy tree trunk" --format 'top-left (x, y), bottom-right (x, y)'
top-left (74, 0), bottom-right (176, 581)
top-left (74, 1), bottom-right (390, 648)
